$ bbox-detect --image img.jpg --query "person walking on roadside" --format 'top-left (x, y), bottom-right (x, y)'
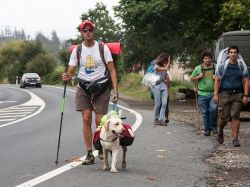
top-left (62, 20), bottom-right (119, 164)
top-left (151, 52), bottom-right (171, 126)
top-left (149, 59), bottom-right (172, 124)
top-left (191, 51), bottom-right (218, 136)
top-left (214, 45), bottom-right (249, 147)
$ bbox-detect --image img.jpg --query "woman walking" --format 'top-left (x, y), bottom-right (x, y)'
top-left (152, 53), bottom-right (171, 126)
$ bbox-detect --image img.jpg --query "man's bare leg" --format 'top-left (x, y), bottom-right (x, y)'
top-left (82, 110), bottom-right (95, 165)
top-left (231, 118), bottom-right (240, 147)
top-left (217, 118), bottom-right (227, 144)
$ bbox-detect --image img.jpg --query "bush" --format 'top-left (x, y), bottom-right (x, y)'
top-left (43, 66), bottom-right (64, 85)
top-left (119, 73), bottom-right (151, 99)
top-left (119, 73), bottom-right (195, 100)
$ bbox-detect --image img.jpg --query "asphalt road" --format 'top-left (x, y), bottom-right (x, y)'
top-left (0, 85), bottom-right (216, 187)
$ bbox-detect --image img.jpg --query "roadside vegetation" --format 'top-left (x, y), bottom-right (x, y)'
top-left (119, 73), bottom-right (194, 101)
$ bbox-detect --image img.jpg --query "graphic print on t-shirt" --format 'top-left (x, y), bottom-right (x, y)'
top-left (85, 55), bottom-right (97, 74)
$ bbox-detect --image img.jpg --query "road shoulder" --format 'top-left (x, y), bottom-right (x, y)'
top-left (119, 95), bottom-right (250, 186)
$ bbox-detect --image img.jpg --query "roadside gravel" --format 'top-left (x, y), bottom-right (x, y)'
top-left (119, 95), bottom-right (250, 187)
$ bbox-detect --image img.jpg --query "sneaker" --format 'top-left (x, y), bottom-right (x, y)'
top-left (217, 131), bottom-right (224, 144)
top-left (154, 120), bottom-right (159, 125)
top-left (82, 152), bottom-right (95, 165)
top-left (164, 118), bottom-right (169, 123)
top-left (232, 138), bottom-right (240, 147)
top-left (212, 128), bottom-right (218, 134)
top-left (204, 129), bottom-right (211, 136)
top-left (98, 149), bottom-right (104, 160)
top-left (157, 120), bottom-right (168, 126)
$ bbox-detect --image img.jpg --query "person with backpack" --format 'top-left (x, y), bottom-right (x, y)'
top-left (62, 20), bottom-right (118, 165)
top-left (148, 59), bottom-right (172, 124)
top-left (151, 52), bottom-right (171, 126)
top-left (214, 45), bottom-right (249, 147)
top-left (191, 51), bottom-right (218, 136)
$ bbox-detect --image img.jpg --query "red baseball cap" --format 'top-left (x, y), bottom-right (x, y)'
top-left (79, 20), bottom-right (95, 31)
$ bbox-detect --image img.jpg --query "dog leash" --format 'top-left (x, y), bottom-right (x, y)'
top-left (112, 102), bottom-right (127, 120)
top-left (112, 101), bottom-right (119, 112)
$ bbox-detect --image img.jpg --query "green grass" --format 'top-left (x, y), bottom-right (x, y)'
top-left (119, 73), bottom-right (194, 100)
top-left (119, 73), bottom-right (151, 100)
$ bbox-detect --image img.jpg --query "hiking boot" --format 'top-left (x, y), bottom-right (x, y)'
top-left (98, 149), bottom-right (104, 160)
top-left (212, 128), bottom-right (218, 134)
top-left (82, 152), bottom-right (95, 165)
top-left (217, 131), bottom-right (224, 144)
top-left (232, 138), bottom-right (240, 147)
top-left (204, 129), bottom-right (211, 136)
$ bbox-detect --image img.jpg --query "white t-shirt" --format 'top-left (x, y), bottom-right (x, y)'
top-left (69, 41), bottom-right (113, 82)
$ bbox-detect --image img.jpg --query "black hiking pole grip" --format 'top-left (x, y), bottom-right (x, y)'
top-left (55, 81), bottom-right (67, 166)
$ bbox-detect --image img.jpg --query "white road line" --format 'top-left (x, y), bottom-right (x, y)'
top-left (1, 109), bottom-right (35, 112)
top-left (0, 86), bottom-right (45, 128)
top-left (0, 101), bottom-right (16, 103)
top-left (0, 115), bottom-right (26, 118)
top-left (0, 112), bottom-right (32, 115)
top-left (0, 119), bottom-right (15, 122)
top-left (12, 106), bottom-right (38, 108)
top-left (16, 85), bottom-right (143, 187)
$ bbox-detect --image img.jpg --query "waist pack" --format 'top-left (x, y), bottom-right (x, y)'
top-left (78, 77), bottom-right (111, 96)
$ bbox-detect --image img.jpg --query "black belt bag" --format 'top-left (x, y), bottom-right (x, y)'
top-left (220, 89), bottom-right (243, 94)
top-left (78, 77), bottom-right (111, 96)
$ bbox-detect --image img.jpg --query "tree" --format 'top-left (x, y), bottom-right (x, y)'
top-left (70, 2), bottom-right (121, 44)
top-left (0, 26), bottom-right (26, 41)
top-left (0, 40), bottom-right (56, 83)
top-left (216, 0), bottom-right (250, 31)
top-left (58, 48), bottom-right (71, 70)
top-left (51, 31), bottom-right (60, 46)
top-left (26, 53), bottom-right (56, 76)
top-left (36, 31), bottom-right (61, 55)
top-left (114, 0), bottom-right (222, 69)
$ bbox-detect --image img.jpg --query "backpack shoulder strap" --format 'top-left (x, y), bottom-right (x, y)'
top-left (98, 42), bottom-right (106, 65)
top-left (76, 44), bottom-right (82, 67)
top-left (212, 63), bottom-right (215, 75)
top-left (200, 64), bottom-right (205, 74)
top-left (98, 42), bottom-right (110, 76)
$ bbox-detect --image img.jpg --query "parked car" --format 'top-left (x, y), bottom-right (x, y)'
top-left (20, 73), bottom-right (42, 88)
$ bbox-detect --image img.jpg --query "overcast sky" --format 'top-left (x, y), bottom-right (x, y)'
top-left (0, 0), bottom-right (119, 40)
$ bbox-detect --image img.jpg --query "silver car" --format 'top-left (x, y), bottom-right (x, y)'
top-left (20, 73), bottom-right (42, 88)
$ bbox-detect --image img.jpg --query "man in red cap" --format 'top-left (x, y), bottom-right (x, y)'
top-left (62, 20), bottom-right (119, 165)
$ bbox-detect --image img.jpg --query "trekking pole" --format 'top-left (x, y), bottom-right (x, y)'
top-left (194, 82), bottom-right (202, 135)
top-left (55, 81), bottom-right (67, 166)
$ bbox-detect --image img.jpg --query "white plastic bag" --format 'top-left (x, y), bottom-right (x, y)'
top-left (141, 73), bottom-right (160, 86)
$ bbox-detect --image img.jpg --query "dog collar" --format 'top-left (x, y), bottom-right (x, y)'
top-left (100, 137), bottom-right (118, 142)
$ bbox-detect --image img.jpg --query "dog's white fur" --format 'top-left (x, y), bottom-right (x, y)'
top-left (100, 117), bottom-right (127, 173)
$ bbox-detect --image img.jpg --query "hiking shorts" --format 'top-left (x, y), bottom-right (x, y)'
top-left (75, 86), bottom-right (111, 114)
top-left (218, 92), bottom-right (243, 121)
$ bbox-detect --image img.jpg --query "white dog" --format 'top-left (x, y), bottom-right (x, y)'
top-left (100, 116), bottom-right (127, 173)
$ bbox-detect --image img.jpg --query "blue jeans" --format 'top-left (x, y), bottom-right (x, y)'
top-left (198, 95), bottom-right (218, 130)
top-left (152, 88), bottom-right (168, 121)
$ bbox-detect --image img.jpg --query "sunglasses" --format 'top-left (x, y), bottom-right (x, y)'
top-left (82, 28), bottom-right (94, 33)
